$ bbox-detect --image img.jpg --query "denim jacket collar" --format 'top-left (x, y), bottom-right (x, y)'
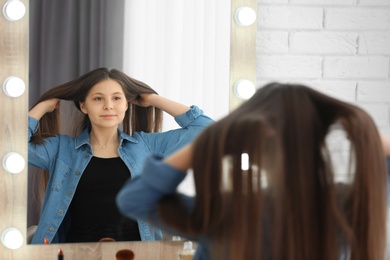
top-left (74, 127), bottom-right (138, 149)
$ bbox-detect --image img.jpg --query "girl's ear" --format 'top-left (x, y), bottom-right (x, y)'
top-left (79, 101), bottom-right (88, 114)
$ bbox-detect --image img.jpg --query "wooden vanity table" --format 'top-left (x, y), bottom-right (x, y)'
top-left (9, 241), bottom-right (184, 259)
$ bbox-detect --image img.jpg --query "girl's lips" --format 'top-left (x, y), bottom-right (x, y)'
top-left (100, 114), bottom-right (116, 118)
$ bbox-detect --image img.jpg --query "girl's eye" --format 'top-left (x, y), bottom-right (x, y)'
top-left (114, 97), bottom-right (122, 100)
top-left (94, 97), bottom-right (103, 101)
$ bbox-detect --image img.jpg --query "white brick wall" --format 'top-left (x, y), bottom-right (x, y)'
top-left (256, 0), bottom-right (390, 135)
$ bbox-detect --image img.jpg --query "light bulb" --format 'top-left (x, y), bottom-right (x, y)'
top-left (235, 6), bottom-right (256, 27)
top-left (3, 152), bottom-right (25, 174)
top-left (2, 0), bottom-right (26, 21)
top-left (241, 153), bottom-right (249, 171)
top-left (234, 79), bottom-right (256, 99)
top-left (3, 76), bottom-right (26, 97)
top-left (1, 228), bottom-right (23, 249)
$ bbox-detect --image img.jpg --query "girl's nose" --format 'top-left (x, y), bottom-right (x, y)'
top-left (104, 101), bottom-right (113, 110)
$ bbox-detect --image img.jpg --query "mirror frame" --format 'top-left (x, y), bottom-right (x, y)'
top-left (0, 0), bottom-right (256, 258)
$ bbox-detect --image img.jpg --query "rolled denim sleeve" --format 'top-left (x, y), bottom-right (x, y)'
top-left (116, 155), bottom-right (189, 221)
top-left (28, 116), bottom-right (62, 170)
top-left (28, 116), bottom-right (39, 140)
top-left (175, 105), bottom-right (210, 128)
top-left (137, 105), bottom-right (213, 156)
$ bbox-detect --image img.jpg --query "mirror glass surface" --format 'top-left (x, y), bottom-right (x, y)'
top-left (1, 0), bottom-right (255, 256)
top-left (27, 0), bottom-right (232, 244)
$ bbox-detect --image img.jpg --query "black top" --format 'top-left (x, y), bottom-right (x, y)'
top-left (66, 157), bottom-right (141, 242)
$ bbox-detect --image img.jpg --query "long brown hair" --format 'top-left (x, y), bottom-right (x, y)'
top-left (30, 68), bottom-right (163, 199)
top-left (158, 83), bottom-right (387, 259)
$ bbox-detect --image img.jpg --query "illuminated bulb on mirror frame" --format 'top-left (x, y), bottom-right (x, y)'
top-left (235, 6), bottom-right (256, 26)
top-left (1, 227), bottom-right (23, 249)
top-left (2, 152), bottom-right (25, 174)
top-left (2, 0), bottom-right (26, 21)
top-left (2, 76), bottom-right (26, 98)
top-left (234, 79), bottom-right (256, 100)
top-left (241, 153), bottom-right (249, 171)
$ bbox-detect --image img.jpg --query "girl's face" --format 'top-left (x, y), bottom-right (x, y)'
top-left (79, 79), bottom-right (128, 130)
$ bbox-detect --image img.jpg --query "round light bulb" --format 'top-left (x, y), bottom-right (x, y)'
top-left (2, 0), bottom-right (26, 21)
top-left (3, 152), bottom-right (25, 174)
top-left (235, 6), bottom-right (256, 26)
top-left (1, 228), bottom-right (23, 249)
top-left (234, 79), bottom-right (256, 99)
top-left (3, 76), bottom-right (26, 97)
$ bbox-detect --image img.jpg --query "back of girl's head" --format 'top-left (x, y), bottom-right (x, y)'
top-left (160, 83), bottom-right (387, 260)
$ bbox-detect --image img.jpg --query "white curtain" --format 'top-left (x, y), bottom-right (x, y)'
top-left (123, 0), bottom-right (231, 130)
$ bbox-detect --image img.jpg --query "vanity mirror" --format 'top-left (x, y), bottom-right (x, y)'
top-left (0, 0), bottom-right (256, 258)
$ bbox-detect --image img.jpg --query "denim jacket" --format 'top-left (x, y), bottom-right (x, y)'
top-left (28, 105), bottom-right (213, 244)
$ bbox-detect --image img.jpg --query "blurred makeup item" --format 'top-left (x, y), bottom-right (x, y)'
top-left (99, 237), bottom-right (116, 242)
top-left (58, 248), bottom-right (64, 260)
top-left (178, 241), bottom-right (195, 260)
top-left (116, 249), bottom-right (135, 260)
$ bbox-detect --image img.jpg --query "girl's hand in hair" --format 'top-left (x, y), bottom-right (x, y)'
top-left (132, 93), bottom-right (190, 117)
top-left (131, 93), bottom-right (158, 107)
top-left (29, 98), bottom-right (60, 120)
top-left (44, 98), bottom-right (60, 112)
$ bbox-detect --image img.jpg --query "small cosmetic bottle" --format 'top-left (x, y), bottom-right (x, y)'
top-left (178, 241), bottom-right (195, 260)
top-left (115, 249), bottom-right (135, 260)
top-left (58, 249), bottom-right (64, 260)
